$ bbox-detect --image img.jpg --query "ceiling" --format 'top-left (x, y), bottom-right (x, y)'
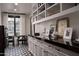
top-left (0, 3), bottom-right (33, 15)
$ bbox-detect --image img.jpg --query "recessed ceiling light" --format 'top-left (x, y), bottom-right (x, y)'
top-left (14, 3), bottom-right (18, 5)
top-left (14, 9), bottom-right (16, 11)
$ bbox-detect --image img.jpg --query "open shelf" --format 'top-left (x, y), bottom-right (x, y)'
top-left (46, 4), bottom-right (60, 17)
top-left (33, 11), bottom-right (37, 17)
top-left (46, 3), bottom-right (55, 9)
top-left (38, 4), bottom-right (45, 13)
top-left (32, 5), bottom-right (79, 24)
top-left (62, 3), bottom-right (76, 11)
top-left (38, 3), bottom-right (44, 8)
top-left (32, 3), bottom-right (79, 24)
top-left (38, 11), bottom-right (45, 20)
top-left (32, 3), bottom-right (38, 12)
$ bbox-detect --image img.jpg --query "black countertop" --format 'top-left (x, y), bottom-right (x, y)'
top-left (28, 35), bottom-right (79, 54)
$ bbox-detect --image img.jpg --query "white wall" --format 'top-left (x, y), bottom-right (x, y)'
top-left (19, 14), bottom-right (31, 35)
top-left (20, 15), bottom-right (26, 35)
top-left (25, 14), bottom-right (30, 35)
top-left (35, 19), bottom-right (56, 34)
top-left (2, 13), bottom-right (8, 27)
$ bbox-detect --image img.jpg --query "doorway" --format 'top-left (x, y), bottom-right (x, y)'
top-left (7, 15), bottom-right (20, 46)
top-left (7, 15), bottom-right (20, 36)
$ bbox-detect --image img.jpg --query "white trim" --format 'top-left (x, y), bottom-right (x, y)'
top-left (60, 3), bottom-right (63, 12)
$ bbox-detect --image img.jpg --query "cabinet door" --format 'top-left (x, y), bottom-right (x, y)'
top-left (30, 41), bottom-right (32, 53)
top-left (36, 45), bottom-right (39, 56)
top-left (28, 36), bottom-right (30, 49)
top-left (31, 42), bottom-right (34, 55)
top-left (43, 50), bottom-right (48, 56)
top-left (55, 46), bottom-right (68, 56)
top-left (39, 47), bottom-right (43, 56)
top-left (55, 50), bottom-right (68, 56)
top-left (34, 44), bottom-right (37, 56)
top-left (28, 40), bottom-right (31, 52)
top-left (48, 51), bottom-right (56, 56)
top-left (28, 36), bottom-right (33, 52)
top-left (28, 38), bottom-right (30, 50)
top-left (30, 42), bottom-right (34, 54)
top-left (36, 46), bottom-right (43, 56)
top-left (46, 49), bottom-right (56, 56)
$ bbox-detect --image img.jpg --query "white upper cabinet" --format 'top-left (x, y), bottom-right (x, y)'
top-left (31, 3), bottom-right (79, 24)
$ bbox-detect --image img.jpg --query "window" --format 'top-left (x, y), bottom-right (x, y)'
top-left (8, 15), bottom-right (20, 36)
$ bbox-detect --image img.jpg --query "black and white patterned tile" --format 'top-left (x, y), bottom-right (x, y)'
top-left (5, 44), bottom-right (32, 56)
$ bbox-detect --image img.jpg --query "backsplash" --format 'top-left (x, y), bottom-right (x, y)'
top-left (35, 19), bottom-right (56, 35)
top-left (34, 11), bottom-right (79, 39)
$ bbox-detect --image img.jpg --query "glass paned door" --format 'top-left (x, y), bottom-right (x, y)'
top-left (8, 17), bottom-right (14, 36)
top-left (7, 16), bottom-right (20, 36)
top-left (15, 18), bottom-right (20, 36)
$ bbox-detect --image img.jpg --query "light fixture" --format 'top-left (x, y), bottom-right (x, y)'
top-left (14, 9), bottom-right (16, 11)
top-left (14, 3), bottom-right (18, 5)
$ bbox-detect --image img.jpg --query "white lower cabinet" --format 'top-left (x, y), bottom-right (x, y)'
top-left (39, 47), bottom-right (43, 56)
top-left (43, 50), bottom-right (48, 56)
top-left (36, 46), bottom-right (42, 56)
top-left (55, 50), bottom-right (68, 56)
top-left (28, 40), bottom-right (32, 52)
top-left (31, 42), bottom-right (33, 53)
top-left (28, 36), bottom-right (70, 56)
top-left (32, 43), bottom-right (35, 55)
top-left (48, 49), bottom-right (56, 56)
top-left (28, 36), bottom-right (33, 52)
top-left (42, 50), bottom-right (55, 56)
top-left (33, 44), bottom-right (37, 56)
top-left (48, 51), bottom-right (55, 56)
top-left (54, 47), bottom-right (68, 56)
top-left (36, 45), bottom-right (40, 56)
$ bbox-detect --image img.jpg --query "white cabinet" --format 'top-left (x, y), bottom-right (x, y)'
top-left (54, 46), bottom-right (68, 56)
top-left (42, 49), bottom-right (56, 56)
top-left (48, 51), bottom-right (56, 56)
top-left (33, 43), bottom-right (37, 56)
top-left (28, 36), bottom-right (68, 56)
top-left (31, 3), bottom-right (79, 24)
top-left (28, 36), bottom-right (31, 52)
top-left (39, 47), bottom-right (43, 56)
top-left (28, 41), bottom-right (31, 52)
top-left (28, 36), bottom-right (79, 56)
top-left (43, 50), bottom-right (48, 56)
top-left (28, 36), bottom-right (35, 55)
top-left (36, 46), bottom-right (42, 56)
top-left (55, 50), bottom-right (68, 56)
top-left (46, 3), bottom-right (60, 17)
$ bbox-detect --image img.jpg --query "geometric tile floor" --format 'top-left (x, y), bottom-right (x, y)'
top-left (5, 44), bottom-right (33, 56)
